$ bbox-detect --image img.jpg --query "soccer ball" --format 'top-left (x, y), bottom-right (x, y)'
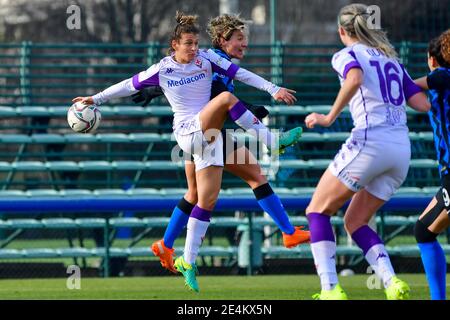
top-left (67, 102), bottom-right (102, 133)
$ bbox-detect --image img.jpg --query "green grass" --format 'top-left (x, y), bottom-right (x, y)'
top-left (0, 274), bottom-right (433, 300)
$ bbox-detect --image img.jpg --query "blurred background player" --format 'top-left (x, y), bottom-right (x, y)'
top-left (132, 13), bottom-right (310, 274)
top-left (413, 29), bottom-right (450, 300)
top-left (72, 11), bottom-right (302, 292)
top-left (304, 3), bottom-right (430, 300)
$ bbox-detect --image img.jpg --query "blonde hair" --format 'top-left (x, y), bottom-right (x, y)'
top-left (338, 3), bottom-right (397, 59)
top-left (439, 29), bottom-right (450, 66)
top-left (168, 11), bottom-right (199, 54)
top-left (207, 14), bottom-right (250, 49)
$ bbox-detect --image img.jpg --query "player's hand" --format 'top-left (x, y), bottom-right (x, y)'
top-left (273, 88), bottom-right (297, 105)
top-left (132, 87), bottom-right (164, 107)
top-left (72, 96), bottom-right (94, 105)
top-left (305, 113), bottom-right (332, 128)
top-left (131, 91), bottom-right (151, 107)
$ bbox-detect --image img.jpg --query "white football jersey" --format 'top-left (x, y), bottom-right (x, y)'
top-left (332, 43), bottom-right (420, 130)
top-left (131, 49), bottom-right (279, 132)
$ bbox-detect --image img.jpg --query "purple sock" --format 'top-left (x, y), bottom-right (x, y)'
top-left (351, 225), bottom-right (383, 255)
top-left (228, 101), bottom-right (248, 121)
top-left (307, 212), bottom-right (335, 243)
top-left (190, 205), bottom-right (211, 222)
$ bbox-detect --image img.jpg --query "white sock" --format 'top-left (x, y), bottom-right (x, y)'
top-left (365, 244), bottom-right (395, 288)
top-left (233, 110), bottom-right (276, 148)
top-left (311, 240), bottom-right (338, 290)
top-left (183, 217), bottom-right (210, 265)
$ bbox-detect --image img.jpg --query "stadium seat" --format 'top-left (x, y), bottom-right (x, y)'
top-left (41, 218), bottom-right (78, 228)
top-left (109, 217), bottom-right (145, 228)
top-left (0, 249), bottom-right (23, 259)
top-left (7, 219), bottom-right (44, 229)
top-left (60, 189), bottom-right (94, 197)
top-left (65, 134), bottom-right (98, 143)
top-left (22, 248), bottom-right (59, 258)
top-left (14, 161), bottom-right (45, 171)
top-left (0, 190), bottom-right (27, 198)
top-left (1, 134), bottom-right (30, 143)
top-left (58, 247), bottom-right (94, 258)
top-left (75, 218), bottom-right (107, 228)
top-left (115, 161), bottom-right (146, 171)
top-left (142, 217), bottom-right (170, 227)
top-left (32, 134), bottom-right (65, 144)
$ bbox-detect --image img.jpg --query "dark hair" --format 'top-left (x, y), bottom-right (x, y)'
top-left (428, 34), bottom-right (450, 68)
top-left (168, 11), bottom-right (199, 54)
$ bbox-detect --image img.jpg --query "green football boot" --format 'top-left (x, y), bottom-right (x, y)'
top-left (174, 256), bottom-right (199, 293)
top-left (273, 126), bottom-right (303, 155)
top-left (312, 283), bottom-right (348, 300)
top-left (385, 276), bottom-right (410, 300)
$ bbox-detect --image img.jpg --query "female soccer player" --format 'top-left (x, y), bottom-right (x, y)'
top-left (142, 14), bottom-right (309, 275)
top-left (413, 29), bottom-right (450, 300)
top-left (73, 12), bottom-right (303, 292)
top-left (303, 3), bottom-right (430, 300)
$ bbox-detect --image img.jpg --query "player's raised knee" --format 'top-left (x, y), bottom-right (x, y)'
top-left (215, 91), bottom-right (238, 106)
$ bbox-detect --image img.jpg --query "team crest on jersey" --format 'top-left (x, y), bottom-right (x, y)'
top-left (252, 117), bottom-right (260, 125)
top-left (195, 58), bottom-right (202, 68)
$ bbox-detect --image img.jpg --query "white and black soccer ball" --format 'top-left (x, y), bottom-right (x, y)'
top-left (67, 102), bottom-right (102, 133)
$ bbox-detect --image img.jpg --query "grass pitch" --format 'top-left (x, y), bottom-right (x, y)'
top-left (0, 274), bottom-right (433, 300)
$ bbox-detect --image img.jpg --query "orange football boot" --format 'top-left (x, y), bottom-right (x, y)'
top-left (151, 239), bottom-right (177, 273)
top-left (282, 226), bottom-right (311, 248)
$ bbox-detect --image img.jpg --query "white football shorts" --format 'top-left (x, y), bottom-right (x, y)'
top-left (329, 126), bottom-right (411, 201)
top-left (174, 113), bottom-right (224, 171)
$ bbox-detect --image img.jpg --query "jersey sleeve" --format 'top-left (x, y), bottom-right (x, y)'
top-left (201, 49), bottom-right (280, 97)
top-left (92, 78), bottom-right (137, 105)
top-left (131, 63), bottom-right (160, 90)
top-left (331, 49), bottom-right (362, 79)
top-left (201, 49), bottom-right (239, 79)
top-left (427, 68), bottom-right (450, 91)
top-left (234, 67), bottom-right (280, 96)
top-left (400, 64), bottom-right (423, 100)
top-left (92, 62), bottom-right (161, 105)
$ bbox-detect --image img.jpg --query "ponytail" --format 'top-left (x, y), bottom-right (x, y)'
top-left (338, 4), bottom-right (397, 59)
top-left (168, 11), bottom-right (199, 55)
